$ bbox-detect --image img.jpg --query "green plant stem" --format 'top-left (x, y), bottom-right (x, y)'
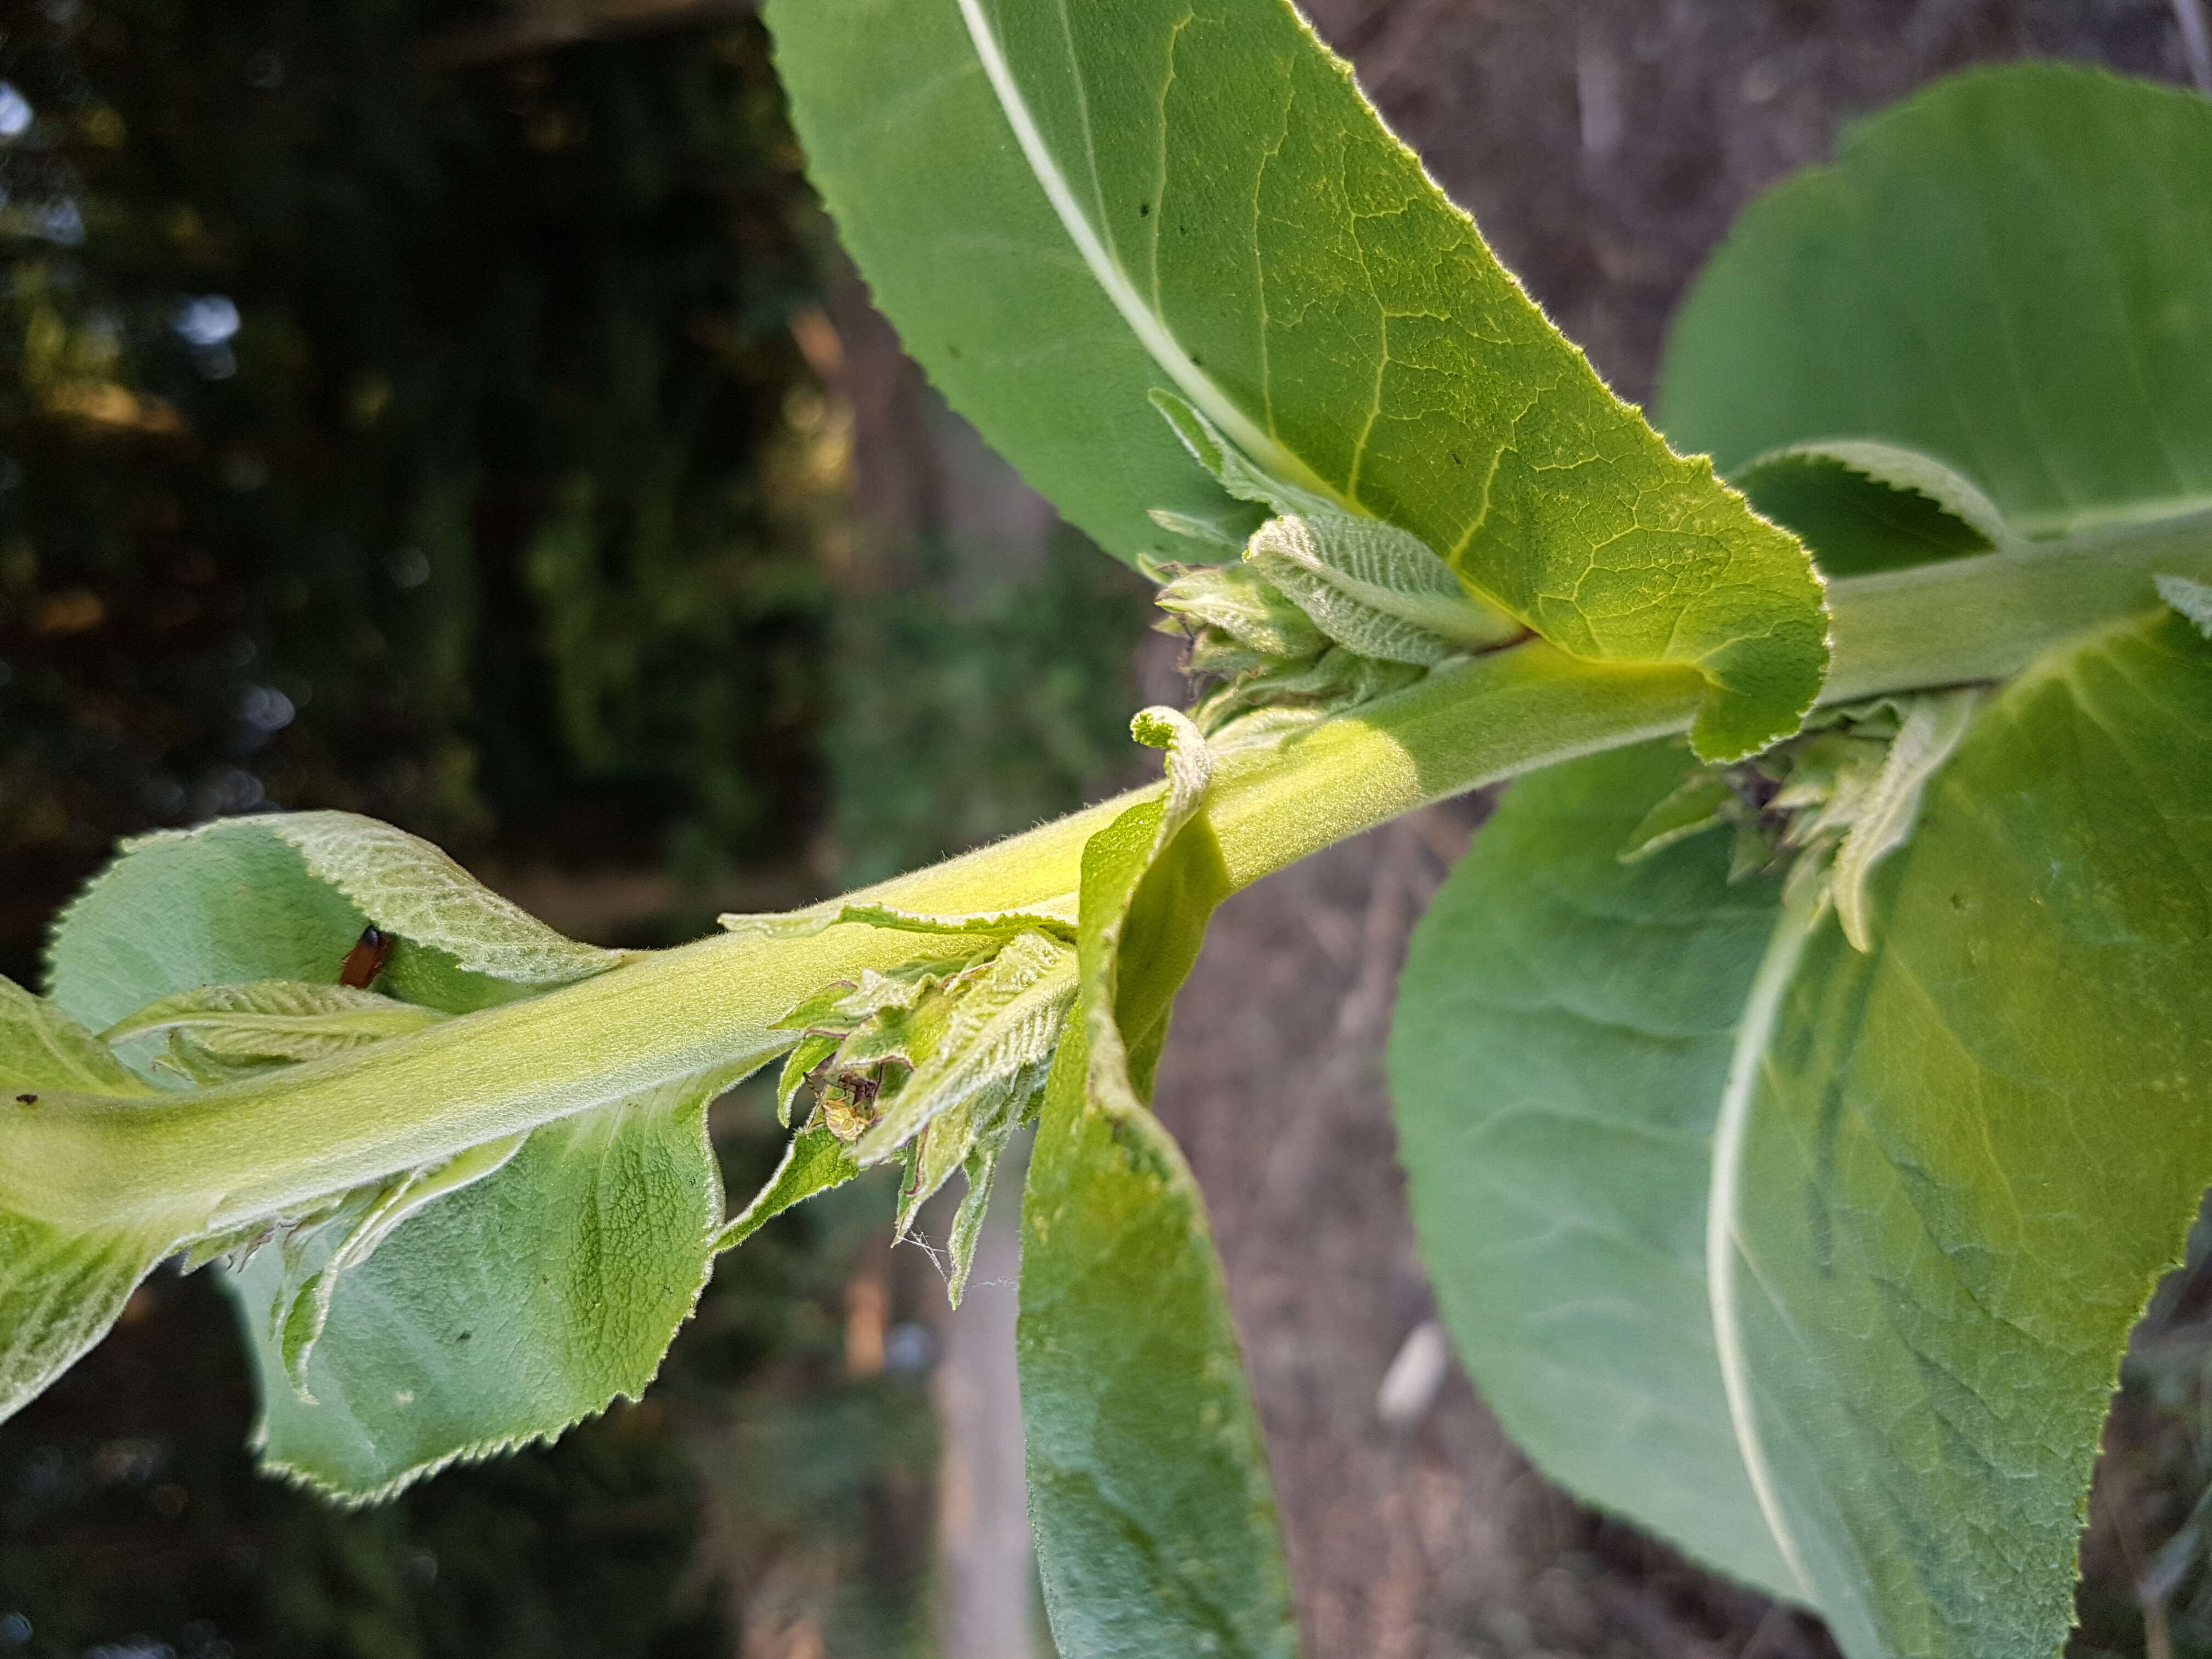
top-left (8, 523), bottom-right (2208, 1238)
top-left (1824, 507), bottom-right (2212, 699)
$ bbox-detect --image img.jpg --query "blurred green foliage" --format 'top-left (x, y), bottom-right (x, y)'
top-left (0, 0), bottom-right (834, 987)
top-left (0, 1), bottom-right (1154, 1650)
top-left (827, 526), bottom-right (1152, 888)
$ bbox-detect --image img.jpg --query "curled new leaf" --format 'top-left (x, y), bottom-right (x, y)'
top-left (1151, 558), bottom-right (1325, 672)
top-left (1158, 391), bottom-right (1521, 661)
top-left (855, 930), bottom-right (1073, 1165)
top-left (103, 980), bottom-right (445, 1085)
top-left (1821, 690), bottom-right (1980, 950)
top-left (1620, 692), bottom-right (1982, 953)
top-left (754, 921), bottom-right (1076, 1301)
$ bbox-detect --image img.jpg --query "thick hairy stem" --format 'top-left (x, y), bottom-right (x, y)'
top-left (6, 523), bottom-right (2208, 1236)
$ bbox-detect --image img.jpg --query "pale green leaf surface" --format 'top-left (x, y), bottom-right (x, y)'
top-left (103, 979), bottom-right (441, 1042)
top-left (1148, 506), bottom-right (1248, 552)
top-left (716, 1124), bottom-right (862, 1252)
top-left (721, 898), bottom-right (1076, 944)
top-left (945, 1119), bottom-right (1015, 1307)
top-left (48, 822), bottom-right (381, 1032)
top-left (1152, 558), bottom-right (1325, 663)
top-left (1, 975), bottom-right (156, 1099)
top-left (273, 1132), bottom-right (528, 1395)
top-left (1825, 686), bottom-right (1979, 950)
top-left (256, 812), bottom-right (629, 988)
top-left (237, 1075), bottom-right (724, 1501)
top-left (49, 814), bottom-right (622, 1029)
top-left (0, 980), bottom-right (181, 1425)
top-left (1244, 514), bottom-right (1509, 664)
top-left (0, 1210), bottom-right (182, 1427)
top-left (1019, 712), bottom-right (1295, 1658)
top-left (1393, 611), bottom-right (2212, 1658)
top-left (898, 1091), bottom-right (988, 1239)
top-left (766, 0), bottom-right (1826, 760)
top-left (1661, 64), bottom-right (2212, 543)
top-left (1391, 741), bottom-right (1801, 1599)
top-left (1622, 771), bottom-right (1737, 864)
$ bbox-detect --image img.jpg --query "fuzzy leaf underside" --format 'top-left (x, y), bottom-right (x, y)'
top-left (1153, 391), bottom-right (1521, 659)
top-left (0, 1211), bottom-right (183, 1426)
top-left (717, 1124), bottom-right (861, 1252)
top-left (104, 980), bottom-right (447, 1085)
top-left (39, 811), bottom-right (721, 1499)
top-left (766, 0), bottom-right (1827, 760)
top-left (238, 1075), bottom-right (724, 1502)
top-left (48, 813), bottom-right (624, 1030)
top-left (1392, 610), bottom-right (2212, 1659)
top-left (2, 976), bottom-right (156, 1099)
top-left (1018, 715), bottom-right (1296, 1658)
top-left (0, 980), bottom-right (185, 1425)
top-left (256, 813), bottom-right (631, 986)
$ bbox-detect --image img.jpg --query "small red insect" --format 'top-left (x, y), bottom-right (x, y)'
top-left (338, 926), bottom-right (393, 989)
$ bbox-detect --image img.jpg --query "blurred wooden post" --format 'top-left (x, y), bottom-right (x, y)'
top-left (933, 1192), bottom-right (1039, 1659)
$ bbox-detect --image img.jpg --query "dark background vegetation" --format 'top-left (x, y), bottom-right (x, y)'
top-left (0, 1), bottom-right (2209, 1656)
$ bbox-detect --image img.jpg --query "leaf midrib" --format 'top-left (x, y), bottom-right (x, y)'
top-left (1705, 884), bottom-right (1821, 1603)
top-left (953, 0), bottom-right (1344, 506)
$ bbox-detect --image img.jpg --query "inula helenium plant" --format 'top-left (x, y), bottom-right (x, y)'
top-left (5, 6), bottom-right (2211, 1655)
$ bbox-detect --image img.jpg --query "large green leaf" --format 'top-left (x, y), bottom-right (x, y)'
top-left (1661, 64), bottom-right (2212, 542)
top-left (1018, 712), bottom-right (1296, 1658)
top-left (1391, 608), bottom-right (2212, 1658)
top-left (1390, 741), bottom-right (1798, 1598)
top-left (236, 1074), bottom-right (724, 1501)
top-left (40, 812), bottom-right (723, 1498)
top-left (766, 0), bottom-right (1826, 760)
